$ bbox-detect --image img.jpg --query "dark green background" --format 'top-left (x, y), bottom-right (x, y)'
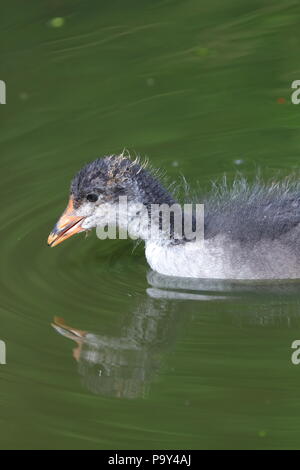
top-left (1, 0), bottom-right (300, 450)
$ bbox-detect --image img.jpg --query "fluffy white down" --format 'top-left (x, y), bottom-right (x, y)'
top-left (76, 198), bottom-right (300, 280)
top-left (145, 235), bottom-right (299, 280)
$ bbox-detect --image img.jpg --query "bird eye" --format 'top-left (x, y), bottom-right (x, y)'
top-left (86, 193), bottom-right (99, 202)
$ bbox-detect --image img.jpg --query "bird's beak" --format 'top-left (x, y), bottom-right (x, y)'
top-left (48, 197), bottom-right (85, 247)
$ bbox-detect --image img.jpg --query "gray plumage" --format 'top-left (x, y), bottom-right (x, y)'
top-left (203, 176), bottom-right (300, 245)
top-left (71, 155), bottom-right (300, 245)
top-left (67, 155), bottom-right (300, 279)
top-left (70, 155), bottom-right (175, 208)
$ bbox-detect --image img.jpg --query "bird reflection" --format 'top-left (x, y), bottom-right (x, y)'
top-left (52, 270), bottom-right (300, 398)
top-left (52, 284), bottom-right (188, 399)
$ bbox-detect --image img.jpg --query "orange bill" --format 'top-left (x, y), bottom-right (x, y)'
top-left (47, 197), bottom-right (85, 247)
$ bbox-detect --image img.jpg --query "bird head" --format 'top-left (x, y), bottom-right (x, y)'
top-left (47, 155), bottom-right (143, 247)
top-left (48, 154), bottom-right (175, 247)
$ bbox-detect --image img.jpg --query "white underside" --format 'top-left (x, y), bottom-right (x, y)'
top-left (145, 235), bottom-right (300, 280)
top-left (78, 200), bottom-right (299, 280)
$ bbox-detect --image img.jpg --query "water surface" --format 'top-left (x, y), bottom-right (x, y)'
top-left (1, 0), bottom-right (300, 450)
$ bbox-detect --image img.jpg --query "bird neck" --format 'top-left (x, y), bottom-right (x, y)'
top-left (118, 201), bottom-right (197, 246)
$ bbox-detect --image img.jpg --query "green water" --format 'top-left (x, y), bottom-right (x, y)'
top-left (1, 0), bottom-right (300, 450)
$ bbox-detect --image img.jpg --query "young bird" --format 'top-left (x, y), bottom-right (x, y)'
top-left (48, 154), bottom-right (300, 280)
